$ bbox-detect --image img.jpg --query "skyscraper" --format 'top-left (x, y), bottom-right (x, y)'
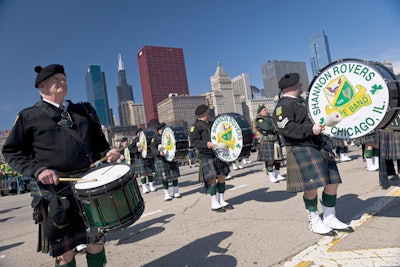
top-left (85, 65), bottom-right (113, 126)
top-left (310, 30), bottom-right (332, 76)
top-left (116, 54), bottom-right (136, 125)
top-left (137, 46), bottom-right (189, 126)
top-left (232, 73), bottom-right (252, 102)
top-left (261, 60), bottom-right (309, 97)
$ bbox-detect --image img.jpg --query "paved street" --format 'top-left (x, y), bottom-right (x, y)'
top-left (0, 145), bottom-right (399, 267)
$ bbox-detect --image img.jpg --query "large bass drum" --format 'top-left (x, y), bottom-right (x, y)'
top-left (161, 126), bottom-right (189, 162)
top-left (73, 164), bottom-right (144, 234)
top-left (308, 58), bottom-right (399, 139)
top-left (211, 113), bottom-right (253, 162)
top-left (139, 129), bottom-right (156, 158)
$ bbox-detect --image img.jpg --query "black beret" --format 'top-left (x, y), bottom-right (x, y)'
top-left (278, 73), bottom-right (300, 89)
top-left (156, 122), bottom-right (166, 131)
top-left (35, 64), bottom-right (65, 88)
top-left (195, 104), bottom-right (209, 116)
top-left (257, 104), bottom-right (266, 114)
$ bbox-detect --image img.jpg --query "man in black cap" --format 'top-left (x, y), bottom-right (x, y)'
top-left (150, 122), bottom-right (181, 200)
top-left (2, 64), bottom-right (121, 267)
top-left (129, 128), bottom-right (157, 193)
top-left (255, 104), bottom-right (285, 183)
top-left (272, 73), bottom-right (353, 236)
top-left (189, 104), bottom-right (233, 212)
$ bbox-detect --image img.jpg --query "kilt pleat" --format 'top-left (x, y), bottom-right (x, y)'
top-left (257, 140), bottom-right (275, 162)
top-left (199, 158), bottom-right (230, 183)
top-left (154, 159), bottom-right (180, 181)
top-left (134, 158), bottom-right (154, 176)
top-left (379, 130), bottom-right (400, 160)
top-left (285, 146), bottom-right (342, 192)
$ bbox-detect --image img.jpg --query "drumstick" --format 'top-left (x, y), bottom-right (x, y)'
top-left (59, 178), bottom-right (98, 182)
top-left (90, 146), bottom-right (126, 168)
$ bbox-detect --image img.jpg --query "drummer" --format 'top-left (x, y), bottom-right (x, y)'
top-left (273, 73), bottom-right (353, 236)
top-left (189, 104), bottom-right (234, 212)
top-left (150, 122), bottom-right (181, 201)
top-left (129, 128), bottom-right (157, 194)
top-left (2, 64), bottom-right (121, 266)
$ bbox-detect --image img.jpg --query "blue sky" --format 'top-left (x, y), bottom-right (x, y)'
top-left (1, 0), bottom-right (399, 130)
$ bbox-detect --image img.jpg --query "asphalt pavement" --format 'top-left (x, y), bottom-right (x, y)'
top-left (0, 145), bottom-right (399, 267)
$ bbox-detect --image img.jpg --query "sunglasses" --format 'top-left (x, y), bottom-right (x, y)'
top-left (58, 111), bottom-right (73, 128)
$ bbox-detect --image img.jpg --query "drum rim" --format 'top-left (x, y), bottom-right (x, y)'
top-left (211, 113), bottom-right (253, 162)
top-left (308, 58), bottom-right (400, 139)
top-left (73, 165), bottom-right (134, 198)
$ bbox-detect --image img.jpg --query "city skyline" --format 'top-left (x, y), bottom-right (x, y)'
top-left (0, 0), bottom-right (399, 130)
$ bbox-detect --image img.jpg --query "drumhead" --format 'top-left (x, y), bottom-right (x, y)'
top-left (308, 58), bottom-right (400, 139)
top-left (139, 130), bottom-right (148, 158)
top-left (211, 113), bottom-right (252, 162)
top-left (74, 164), bottom-right (131, 190)
top-left (161, 126), bottom-right (176, 162)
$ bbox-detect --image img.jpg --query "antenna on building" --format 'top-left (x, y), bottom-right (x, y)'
top-left (118, 53), bottom-right (124, 71)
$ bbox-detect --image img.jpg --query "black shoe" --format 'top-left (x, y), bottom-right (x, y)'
top-left (212, 207), bottom-right (226, 213)
top-left (320, 230), bottom-right (337, 236)
top-left (223, 204), bottom-right (234, 210)
top-left (334, 226), bottom-right (354, 233)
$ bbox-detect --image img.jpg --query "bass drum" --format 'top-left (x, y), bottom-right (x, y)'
top-left (139, 129), bottom-right (156, 158)
top-left (211, 113), bottom-right (253, 162)
top-left (161, 126), bottom-right (189, 162)
top-left (308, 58), bottom-right (399, 139)
top-left (73, 164), bottom-right (144, 234)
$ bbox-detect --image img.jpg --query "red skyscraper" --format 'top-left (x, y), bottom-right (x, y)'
top-left (137, 46), bottom-right (190, 126)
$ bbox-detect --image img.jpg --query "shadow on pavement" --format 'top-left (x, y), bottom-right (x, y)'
top-left (107, 214), bottom-right (175, 245)
top-left (143, 231), bottom-right (237, 267)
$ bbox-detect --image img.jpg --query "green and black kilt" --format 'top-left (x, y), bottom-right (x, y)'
top-left (134, 158), bottom-right (154, 177)
top-left (31, 182), bottom-right (89, 257)
top-left (257, 140), bottom-right (275, 162)
top-left (378, 130), bottom-right (400, 186)
top-left (49, 194), bottom-right (88, 257)
top-left (199, 157), bottom-right (230, 184)
top-left (354, 132), bottom-right (378, 145)
top-left (154, 158), bottom-right (180, 181)
top-left (285, 145), bottom-right (342, 193)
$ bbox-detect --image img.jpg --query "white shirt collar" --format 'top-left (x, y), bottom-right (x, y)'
top-left (42, 99), bottom-right (69, 110)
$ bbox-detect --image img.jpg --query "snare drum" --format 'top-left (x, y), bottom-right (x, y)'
top-left (211, 113), bottom-right (253, 162)
top-left (73, 164), bottom-right (144, 234)
top-left (161, 126), bottom-right (189, 162)
top-left (308, 58), bottom-right (400, 139)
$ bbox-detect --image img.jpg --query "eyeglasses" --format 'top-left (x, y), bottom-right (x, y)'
top-left (58, 111), bottom-right (73, 128)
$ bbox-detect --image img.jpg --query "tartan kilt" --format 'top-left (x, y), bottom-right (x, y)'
top-left (199, 157), bottom-right (230, 183)
top-left (379, 130), bottom-right (400, 159)
top-left (354, 132), bottom-right (378, 145)
top-left (39, 195), bottom-right (88, 257)
top-left (257, 140), bottom-right (275, 162)
top-left (285, 145), bottom-right (342, 193)
top-left (154, 158), bottom-right (180, 181)
top-left (31, 181), bottom-right (90, 257)
top-left (134, 158), bottom-right (154, 177)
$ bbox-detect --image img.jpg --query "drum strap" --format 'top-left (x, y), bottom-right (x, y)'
top-left (34, 102), bottom-right (93, 163)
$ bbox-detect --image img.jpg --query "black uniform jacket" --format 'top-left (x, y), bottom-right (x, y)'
top-left (129, 136), bottom-right (141, 160)
top-left (189, 119), bottom-right (213, 160)
top-left (150, 133), bottom-right (163, 160)
top-left (2, 100), bottom-right (111, 178)
top-left (273, 96), bottom-right (324, 147)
